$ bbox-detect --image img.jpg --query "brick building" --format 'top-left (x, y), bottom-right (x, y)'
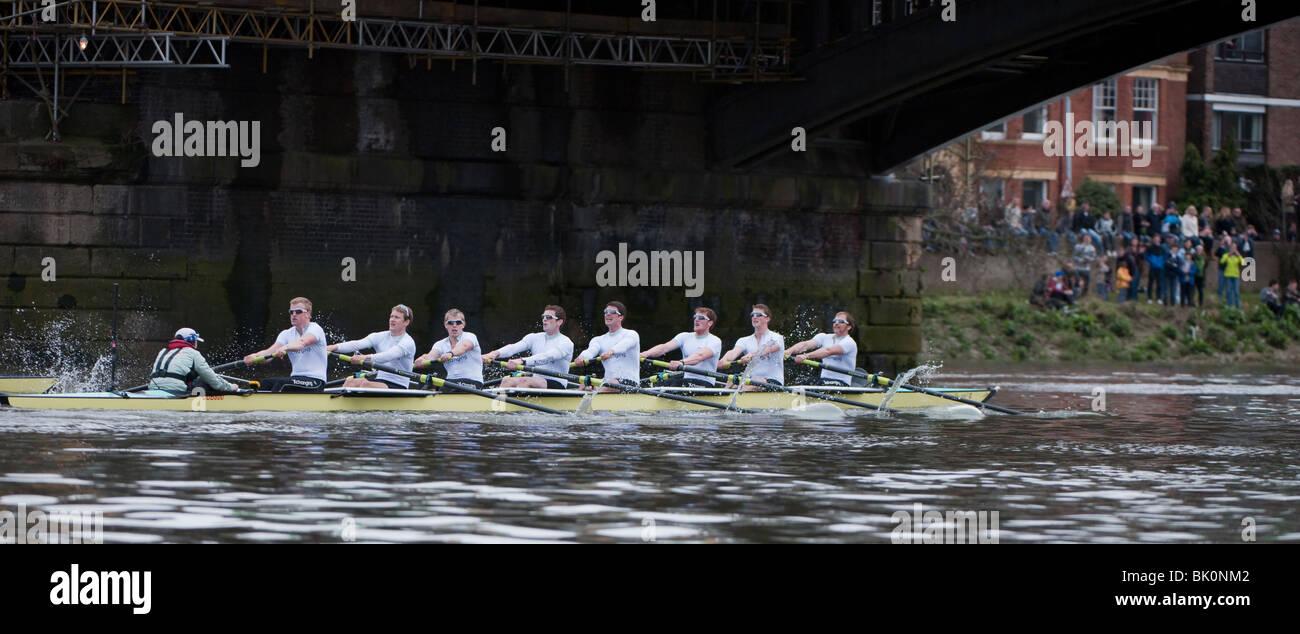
top-left (1186, 21), bottom-right (1300, 168)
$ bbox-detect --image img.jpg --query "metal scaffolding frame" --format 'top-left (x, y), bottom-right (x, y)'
top-left (3, 32), bottom-right (227, 68)
top-left (1, 0), bottom-right (791, 75)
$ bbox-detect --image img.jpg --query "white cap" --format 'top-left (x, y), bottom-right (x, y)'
top-left (175, 327), bottom-right (204, 343)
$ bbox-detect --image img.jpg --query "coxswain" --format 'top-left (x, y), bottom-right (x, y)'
top-left (148, 328), bottom-right (245, 395)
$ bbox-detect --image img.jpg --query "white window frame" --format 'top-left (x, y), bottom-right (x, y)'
top-left (1132, 78), bottom-right (1158, 145)
top-left (1092, 80), bottom-right (1118, 145)
top-left (1022, 180), bottom-right (1048, 206)
top-left (1132, 186), bottom-right (1156, 211)
top-left (1212, 106), bottom-right (1265, 153)
top-left (981, 121), bottom-right (1006, 140)
top-left (1021, 107), bottom-right (1048, 140)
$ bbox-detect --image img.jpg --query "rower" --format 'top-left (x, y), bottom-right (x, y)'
top-left (243, 296), bottom-right (328, 392)
top-left (785, 311), bottom-right (860, 386)
top-left (573, 301), bottom-right (640, 393)
top-left (148, 328), bottom-right (246, 396)
top-left (640, 307), bottom-right (722, 387)
top-left (326, 304), bottom-right (417, 389)
top-left (718, 303), bottom-right (784, 391)
top-left (415, 308), bottom-right (483, 390)
top-left (482, 305), bottom-right (574, 389)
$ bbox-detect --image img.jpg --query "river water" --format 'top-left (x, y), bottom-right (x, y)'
top-left (1, 364), bottom-right (1296, 544)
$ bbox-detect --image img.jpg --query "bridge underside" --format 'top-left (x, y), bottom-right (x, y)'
top-left (714, 0), bottom-right (1300, 173)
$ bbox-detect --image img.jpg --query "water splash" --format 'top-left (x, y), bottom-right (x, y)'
top-left (878, 361), bottom-right (944, 410)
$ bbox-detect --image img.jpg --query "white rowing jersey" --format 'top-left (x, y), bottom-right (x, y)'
top-left (335, 331), bottom-right (416, 387)
top-left (432, 331), bottom-right (483, 383)
top-left (275, 322), bottom-right (329, 380)
top-left (811, 333), bottom-right (858, 384)
top-left (733, 330), bottom-right (785, 385)
top-left (671, 331), bottom-right (722, 385)
top-left (578, 328), bottom-right (641, 383)
top-left (497, 332), bottom-right (575, 387)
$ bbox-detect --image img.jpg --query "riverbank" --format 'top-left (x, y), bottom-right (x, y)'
top-left (921, 291), bottom-right (1300, 364)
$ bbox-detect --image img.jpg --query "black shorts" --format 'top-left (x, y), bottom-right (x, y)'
top-left (748, 380), bottom-right (783, 392)
top-left (544, 379), bottom-right (566, 390)
top-left (377, 379), bottom-right (408, 390)
top-left (816, 378), bottom-right (849, 387)
top-left (259, 376), bottom-right (325, 393)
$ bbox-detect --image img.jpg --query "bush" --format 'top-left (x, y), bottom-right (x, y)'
top-left (1263, 322), bottom-right (1289, 349)
top-left (1068, 312), bottom-right (1099, 337)
top-left (1248, 305), bottom-right (1273, 324)
top-left (1160, 325), bottom-right (1179, 341)
top-left (1181, 340), bottom-right (1214, 356)
top-left (1218, 306), bottom-right (1246, 329)
top-left (1014, 332), bottom-right (1037, 349)
top-left (1204, 324), bottom-right (1236, 353)
top-left (1107, 316), bottom-right (1132, 337)
top-left (1060, 336), bottom-right (1091, 361)
top-left (1140, 336), bottom-right (1166, 357)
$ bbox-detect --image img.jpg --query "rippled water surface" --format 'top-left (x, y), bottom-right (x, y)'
top-left (2, 364), bottom-right (1297, 543)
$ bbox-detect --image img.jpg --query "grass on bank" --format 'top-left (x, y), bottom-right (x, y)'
top-left (922, 291), bottom-right (1300, 364)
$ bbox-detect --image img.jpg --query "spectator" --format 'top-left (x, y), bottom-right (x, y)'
top-left (1284, 280), bottom-right (1300, 307)
top-left (1180, 205), bottom-right (1199, 239)
top-left (1047, 270), bottom-right (1075, 310)
top-left (1004, 198), bottom-right (1025, 235)
top-left (1097, 210), bottom-right (1116, 255)
top-left (1179, 238), bottom-right (1196, 307)
top-left (1115, 259), bottom-right (1132, 303)
top-left (1051, 203), bottom-right (1072, 252)
top-left (1162, 206), bottom-right (1182, 238)
top-left (1121, 240), bottom-right (1142, 302)
top-left (1237, 231), bottom-right (1254, 259)
top-left (1022, 205), bottom-right (1040, 236)
top-left (1214, 233), bottom-right (1231, 300)
top-left (1145, 204), bottom-right (1163, 238)
top-left (1220, 241), bottom-right (1244, 309)
top-left (1245, 224), bottom-right (1259, 242)
top-left (1073, 233), bottom-right (1098, 297)
top-left (1118, 205), bottom-right (1136, 243)
top-left (1290, 221), bottom-right (1298, 243)
top-left (1192, 244), bottom-right (1207, 307)
top-left (1232, 207), bottom-right (1248, 236)
top-left (1199, 206), bottom-right (1214, 235)
top-left (1144, 234), bottom-right (1166, 304)
top-left (1164, 240), bottom-right (1183, 306)
top-left (1214, 207), bottom-right (1235, 236)
top-left (1261, 280), bottom-right (1283, 318)
top-left (1097, 258), bottom-right (1111, 301)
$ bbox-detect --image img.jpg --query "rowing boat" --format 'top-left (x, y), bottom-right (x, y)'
top-left (0, 385), bottom-right (997, 413)
top-left (0, 376), bottom-right (58, 394)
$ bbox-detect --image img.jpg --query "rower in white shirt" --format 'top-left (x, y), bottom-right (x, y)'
top-left (785, 310), bottom-right (860, 387)
top-left (482, 305), bottom-right (575, 389)
top-left (574, 300), bottom-right (641, 393)
top-left (243, 296), bottom-right (329, 392)
top-left (415, 308), bottom-right (484, 390)
top-left (718, 303), bottom-right (784, 390)
top-left (640, 307), bottom-right (722, 387)
top-left (327, 304), bottom-right (418, 389)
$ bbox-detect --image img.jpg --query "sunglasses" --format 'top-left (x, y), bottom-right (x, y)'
top-left (692, 314), bottom-right (711, 321)
top-left (394, 304), bottom-right (412, 318)
top-left (750, 312), bottom-right (768, 318)
top-left (445, 320), bottom-right (464, 326)
top-left (540, 314), bottom-right (559, 321)
top-left (832, 318), bottom-right (850, 325)
top-left (604, 308), bottom-right (622, 315)
top-left (289, 309), bottom-right (308, 315)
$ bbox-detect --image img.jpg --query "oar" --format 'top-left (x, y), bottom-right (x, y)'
top-left (121, 355), bottom-right (273, 393)
top-left (645, 359), bottom-right (898, 414)
top-left (793, 358), bottom-right (1023, 415)
top-left (325, 372), bottom-right (377, 388)
top-left (331, 353), bottom-right (567, 415)
top-left (489, 360), bottom-right (758, 414)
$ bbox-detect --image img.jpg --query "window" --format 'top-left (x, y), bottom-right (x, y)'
top-left (1132, 78), bottom-right (1158, 143)
top-left (981, 121), bottom-right (1006, 140)
top-left (1214, 110), bottom-right (1264, 153)
top-left (1132, 186), bottom-right (1156, 211)
top-left (1092, 80), bottom-right (1117, 143)
top-left (1216, 31), bottom-right (1265, 62)
top-left (1022, 108), bottom-right (1047, 139)
top-left (979, 178), bottom-right (1005, 207)
top-left (1022, 180), bottom-right (1047, 207)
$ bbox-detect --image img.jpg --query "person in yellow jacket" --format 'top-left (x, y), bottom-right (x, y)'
top-left (1220, 241), bottom-right (1244, 308)
top-left (1115, 261), bottom-right (1133, 304)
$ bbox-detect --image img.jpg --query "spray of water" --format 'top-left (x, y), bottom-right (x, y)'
top-left (879, 361), bottom-right (945, 410)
